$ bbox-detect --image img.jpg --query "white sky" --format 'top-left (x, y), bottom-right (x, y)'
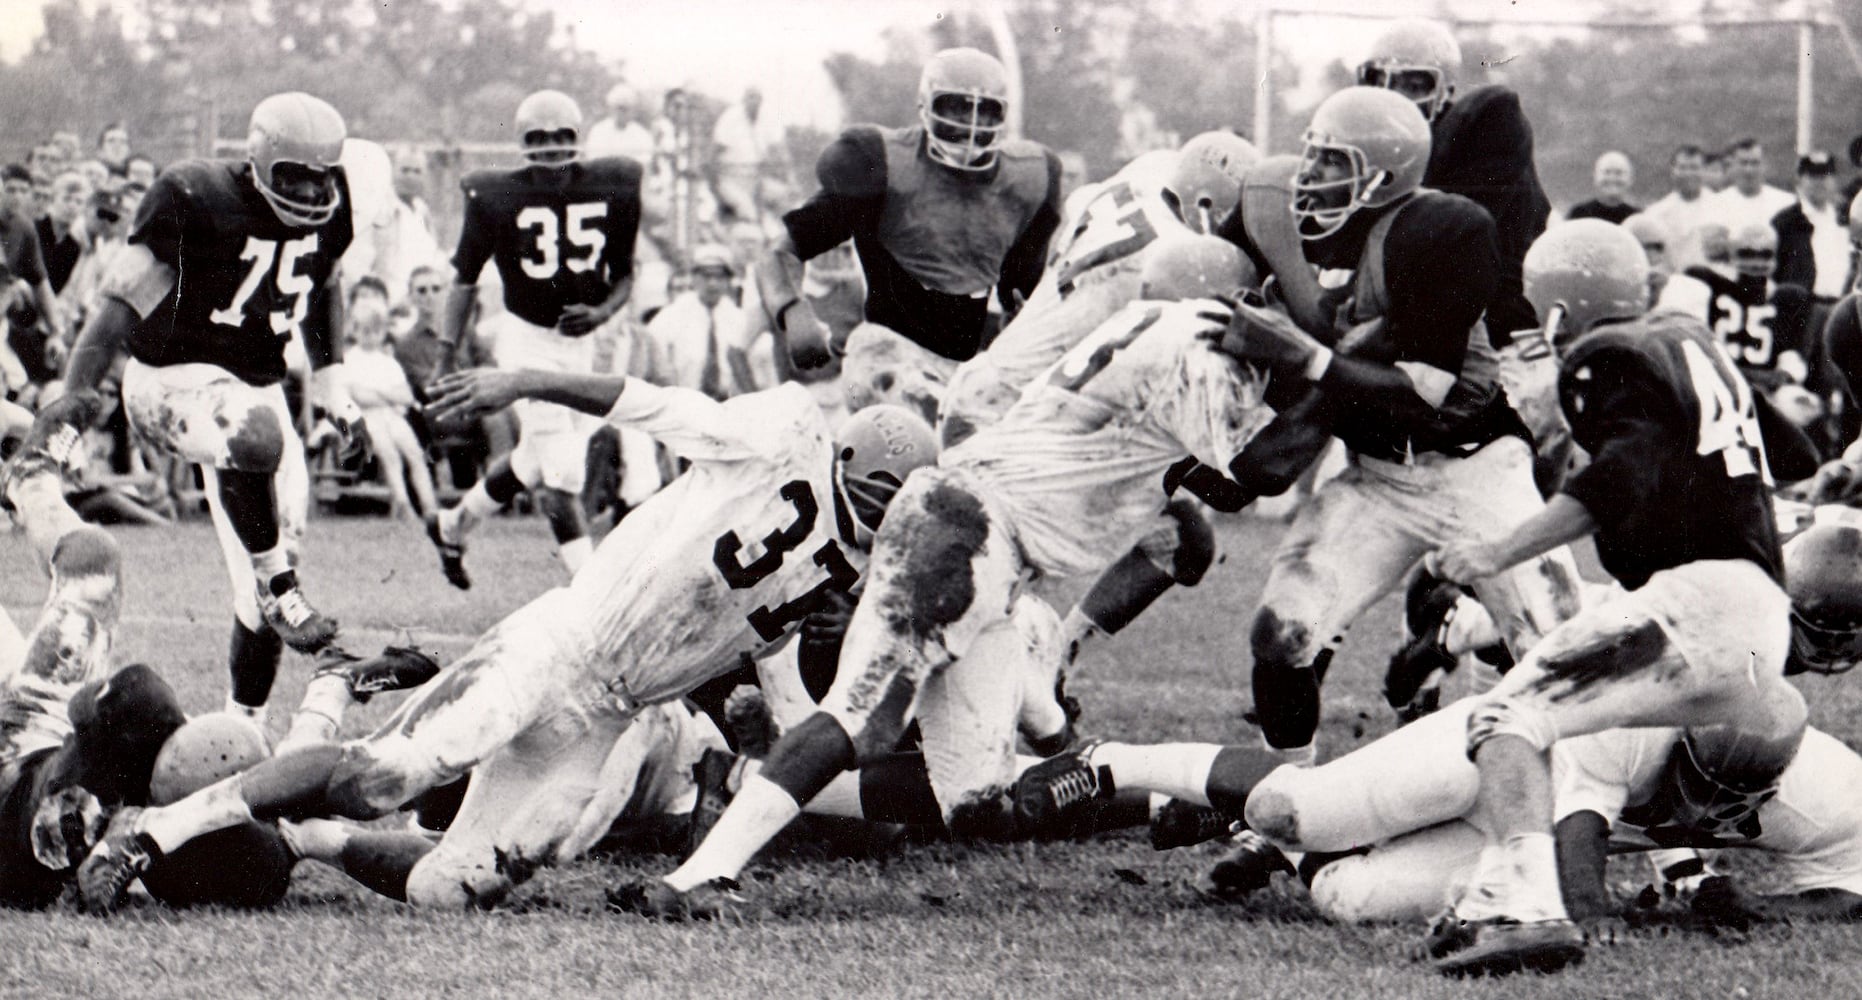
top-left (0, 0), bottom-right (1736, 129)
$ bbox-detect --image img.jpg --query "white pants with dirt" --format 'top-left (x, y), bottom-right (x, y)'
top-left (122, 359), bottom-right (306, 633)
top-left (487, 312), bottom-right (602, 494)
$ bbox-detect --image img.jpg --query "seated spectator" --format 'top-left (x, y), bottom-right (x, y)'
top-left (60, 187), bottom-right (130, 323)
top-left (25, 144), bottom-right (62, 182)
top-left (124, 155), bottom-right (157, 190)
top-left (1566, 151), bottom-right (1640, 224)
top-left (343, 279), bottom-right (436, 518)
top-left (644, 244), bottom-right (755, 399)
top-left (32, 376), bottom-right (170, 526)
top-left (1, 165), bottom-right (32, 222)
top-left (391, 266), bottom-right (491, 490)
top-left (1773, 151), bottom-right (1850, 304)
top-left (1, 174), bottom-right (70, 396)
top-left (36, 171), bottom-right (90, 294)
top-left (74, 159), bottom-right (115, 196)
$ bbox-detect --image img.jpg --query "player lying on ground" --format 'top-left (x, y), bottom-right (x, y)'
top-left (42, 93), bottom-right (362, 725)
top-left (614, 234), bottom-right (1289, 920)
top-left (0, 416), bottom-right (435, 910)
top-left (75, 369), bottom-right (959, 912)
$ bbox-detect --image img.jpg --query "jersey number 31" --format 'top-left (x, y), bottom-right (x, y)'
top-left (713, 480), bottom-right (859, 642)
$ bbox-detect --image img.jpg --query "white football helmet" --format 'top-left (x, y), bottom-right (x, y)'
top-left (919, 48), bottom-right (1011, 172)
top-left (833, 404), bottom-right (938, 534)
top-left (516, 89), bottom-right (583, 165)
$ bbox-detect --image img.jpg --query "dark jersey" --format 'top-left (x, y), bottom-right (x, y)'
top-left (1682, 268), bottom-right (1814, 391)
top-left (782, 125), bottom-right (1062, 361)
top-left (123, 160), bottom-right (354, 386)
top-left (1824, 292), bottom-right (1862, 399)
top-left (1322, 190), bottom-right (1526, 462)
top-left (1565, 199), bottom-right (1639, 225)
top-left (452, 158), bottom-right (643, 332)
top-left (1428, 85), bottom-right (1551, 344)
top-left (1558, 313), bottom-right (1783, 589)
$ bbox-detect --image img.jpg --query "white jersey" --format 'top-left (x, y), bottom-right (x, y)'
top-left (942, 299), bottom-right (1270, 578)
top-left (1554, 726), bottom-right (1862, 896)
top-left (589, 380), bottom-right (867, 703)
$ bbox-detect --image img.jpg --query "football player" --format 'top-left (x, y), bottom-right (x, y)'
top-left (26, 93), bottom-right (358, 722)
top-left (756, 47), bottom-right (1063, 422)
top-left (77, 370), bottom-right (945, 912)
top-left (426, 89), bottom-right (643, 589)
top-left (1680, 224), bottom-right (1816, 396)
top-left (1419, 219), bottom-right (1795, 974)
top-left (617, 234), bottom-right (1287, 920)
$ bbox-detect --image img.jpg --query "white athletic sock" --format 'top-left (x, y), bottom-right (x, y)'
top-left (666, 774), bottom-right (801, 891)
top-left (558, 536), bottom-right (593, 575)
top-left (1507, 831), bottom-right (1567, 920)
top-left (1059, 606), bottom-right (1105, 669)
top-left (801, 771), bottom-right (865, 821)
top-left (250, 545), bottom-right (292, 587)
top-left (1458, 833), bottom-right (1567, 922)
top-left (1260, 739), bottom-right (1316, 769)
top-left (277, 673), bottom-right (351, 753)
top-left (1089, 742), bottom-right (1223, 806)
top-left (138, 778), bottom-right (255, 854)
top-left (277, 818), bottom-right (350, 864)
top-left (446, 484), bottom-right (500, 541)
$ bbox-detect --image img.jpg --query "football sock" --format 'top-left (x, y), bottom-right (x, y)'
top-left (251, 545), bottom-right (293, 586)
top-left (278, 817), bottom-right (348, 864)
top-left (1508, 831), bottom-right (1567, 918)
top-left (1260, 738), bottom-right (1315, 769)
top-left (1076, 549), bottom-right (1175, 635)
top-left (139, 778), bottom-right (254, 854)
top-left (666, 773), bottom-right (802, 891)
top-left (227, 618), bottom-right (282, 710)
top-left (1203, 744), bottom-right (1287, 817)
top-left (558, 536), bottom-right (593, 574)
top-left (278, 672), bottom-right (351, 753)
top-left (1059, 606), bottom-right (1106, 669)
top-left (216, 468), bottom-right (280, 553)
top-left (1089, 742), bottom-right (1222, 807)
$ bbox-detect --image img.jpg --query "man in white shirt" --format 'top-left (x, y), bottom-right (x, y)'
top-left (646, 243), bottom-right (756, 398)
top-left (587, 83), bottom-right (656, 164)
top-left (1643, 145), bottom-right (1715, 272)
top-left (1710, 137), bottom-right (1795, 236)
top-left (710, 87), bottom-right (790, 225)
top-left (380, 148), bottom-right (443, 301)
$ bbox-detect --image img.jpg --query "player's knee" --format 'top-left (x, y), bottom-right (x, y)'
top-left (222, 404), bottom-right (285, 473)
top-left (1163, 500), bottom-right (1216, 586)
top-left (1241, 766), bottom-right (1304, 847)
top-left (1250, 605), bottom-right (1312, 673)
top-left (1465, 696), bottom-right (1557, 759)
top-left (404, 848), bottom-right (513, 910)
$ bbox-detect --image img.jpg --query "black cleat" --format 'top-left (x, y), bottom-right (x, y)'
top-left (0, 391), bottom-right (100, 511)
top-left (77, 807), bottom-right (160, 914)
top-left (1198, 830), bottom-right (1295, 901)
top-left (314, 645), bottom-right (441, 703)
top-left (259, 581), bottom-right (339, 654)
top-left (425, 515), bottom-right (471, 590)
top-left (684, 749), bottom-right (738, 859)
top-left (1384, 579), bottom-right (1465, 723)
top-left (606, 876), bottom-right (740, 921)
top-left (1011, 740), bottom-right (1112, 841)
top-left (1149, 797), bottom-right (1240, 851)
top-left (1425, 911), bottom-right (1586, 977)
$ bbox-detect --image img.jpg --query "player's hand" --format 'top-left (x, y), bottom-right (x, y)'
top-left (1429, 540), bottom-right (1504, 585)
top-left (1213, 301), bottom-right (1319, 378)
top-left (1688, 875), bottom-right (1771, 931)
top-left (1802, 460), bottom-right (1862, 506)
top-left (43, 336), bottom-right (69, 373)
top-left (783, 302), bottom-right (832, 370)
top-left (30, 786), bottom-right (106, 870)
top-left (428, 368), bottom-right (528, 423)
top-left (311, 364), bottom-right (365, 459)
top-left (558, 304), bottom-right (610, 338)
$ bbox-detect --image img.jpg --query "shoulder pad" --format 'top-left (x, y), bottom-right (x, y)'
top-left (1402, 189), bottom-right (1496, 234)
top-left (583, 156), bottom-right (645, 185)
top-left (994, 138), bottom-right (1051, 163)
top-left (459, 168), bottom-right (514, 197)
top-left (1451, 84), bottom-right (1524, 120)
top-left (816, 126), bottom-right (888, 198)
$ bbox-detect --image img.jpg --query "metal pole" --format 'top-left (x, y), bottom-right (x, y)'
top-left (1798, 17), bottom-right (1815, 154)
top-left (980, 3), bottom-right (1024, 139)
top-left (1254, 6), bottom-right (1274, 149)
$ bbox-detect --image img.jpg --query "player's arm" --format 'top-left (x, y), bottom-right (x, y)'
top-left (428, 368), bottom-right (626, 419)
top-left (761, 127), bottom-right (886, 369)
top-left (995, 151), bottom-right (1065, 313)
top-left (438, 177), bottom-right (499, 373)
top-left (429, 367), bottom-right (764, 462)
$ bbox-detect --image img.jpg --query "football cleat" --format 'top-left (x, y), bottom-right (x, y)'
top-left (313, 644), bottom-right (441, 704)
top-left (1425, 910), bottom-right (1586, 977)
top-left (684, 748), bottom-right (738, 859)
top-left (1149, 797), bottom-right (1240, 851)
top-left (1198, 830), bottom-right (1295, 901)
top-left (1011, 740), bottom-right (1112, 841)
top-left (77, 807), bottom-right (161, 914)
top-left (0, 390), bottom-right (103, 511)
top-left (426, 515), bottom-right (472, 591)
top-left (258, 581), bottom-right (339, 653)
top-left (1384, 578), bottom-right (1465, 724)
top-left (606, 876), bottom-right (741, 922)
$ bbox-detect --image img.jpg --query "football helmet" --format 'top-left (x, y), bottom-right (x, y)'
top-left (1731, 223), bottom-right (1778, 279)
top-left (1521, 219), bottom-right (1649, 348)
top-left (516, 89), bottom-right (583, 165)
top-left (1166, 131), bottom-right (1260, 234)
top-left (1138, 233), bottom-right (1256, 302)
top-left (919, 47), bottom-right (1010, 172)
top-left (149, 712), bottom-right (270, 805)
top-left (833, 404), bottom-right (938, 533)
top-left (1292, 87), bottom-right (1430, 242)
top-left (247, 92), bottom-right (346, 228)
top-left (1357, 18), bottom-right (1462, 122)
top-left (1784, 523), bottom-right (1862, 674)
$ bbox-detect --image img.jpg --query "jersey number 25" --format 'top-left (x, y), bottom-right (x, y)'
top-left (517, 203), bottom-right (607, 280)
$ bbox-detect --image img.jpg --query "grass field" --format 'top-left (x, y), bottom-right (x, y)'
top-left (4, 511), bottom-right (1862, 998)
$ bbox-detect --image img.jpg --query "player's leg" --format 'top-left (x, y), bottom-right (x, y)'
top-left (1250, 468), bottom-right (1428, 762)
top-left (651, 470), bottom-right (1020, 902)
top-left (1307, 820), bottom-right (1486, 925)
top-left (1059, 499), bottom-right (1218, 688)
top-left (1438, 560), bottom-right (1793, 973)
top-left (3, 462), bottom-right (121, 692)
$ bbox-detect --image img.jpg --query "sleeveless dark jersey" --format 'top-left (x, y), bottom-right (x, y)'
top-left (125, 160), bottom-right (354, 386)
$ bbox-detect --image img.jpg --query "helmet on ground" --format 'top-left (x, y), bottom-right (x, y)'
top-left (516, 89), bottom-right (583, 165)
top-left (833, 404), bottom-right (938, 533)
top-left (1138, 233), bottom-right (1256, 302)
top-left (1357, 18), bottom-right (1462, 122)
top-left (247, 92), bottom-right (346, 227)
top-left (1292, 87), bottom-right (1430, 241)
top-left (919, 48), bottom-right (1011, 172)
top-left (1166, 131), bottom-right (1260, 234)
top-left (1522, 219), bottom-right (1650, 347)
top-left (1784, 523), bottom-right (1862, 674)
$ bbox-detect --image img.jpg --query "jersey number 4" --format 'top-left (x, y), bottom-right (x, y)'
top-left (713, 480), bottom-right (859, 642)
top-left (517, 203), bottom-right (607, 280)
top-left (1053, 182), bottom-right (1159, 293)
top-left (209, 234), bottom-right (318, 335)
top-left (1681, 338), bottom-right (1771, 484)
